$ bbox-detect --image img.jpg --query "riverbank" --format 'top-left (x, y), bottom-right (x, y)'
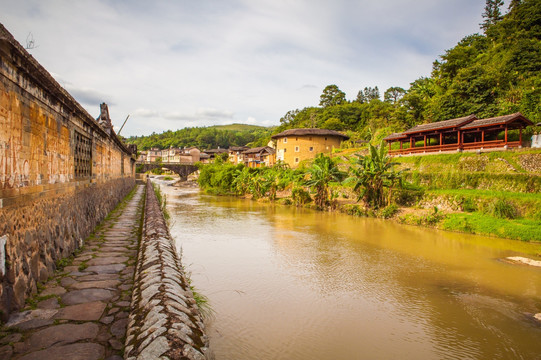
top-left (195, 147), bottom-right (541, 243)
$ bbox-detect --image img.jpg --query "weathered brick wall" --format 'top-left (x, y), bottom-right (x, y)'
top-left (0, 24), bottom-right (136, 319)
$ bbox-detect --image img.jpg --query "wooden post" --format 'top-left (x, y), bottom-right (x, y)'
top-left (505, 126), bottom-right (508, 143)
top-left (400, 141), bottom-right (403, 150)
top-left (440, 133), bottom-right (443, 146)
top-left (481, 130), bottom-right (485, 142)
top-left (424, 135), bottom-right (427, 148)
top-left (519, 127), bottom-right (522, 145)
top-left (457, 131), bottom-right (461, 145)
top-left (410, 137), bottom-right (414, 149)
top-left (388, 142), bottom-right (391, 152)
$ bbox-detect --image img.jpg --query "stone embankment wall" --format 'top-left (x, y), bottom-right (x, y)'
top-left (125, 181), bottom-right (209, 359)
top-left (0, 24), bottom-right (136, 318)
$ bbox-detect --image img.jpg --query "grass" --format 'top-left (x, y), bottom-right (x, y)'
top-left (428, 188), bottom-right (541, 201)
top-left (152, 182), bottom-right (170, 221)
top-left (442, 212), bottom-right (541, 242)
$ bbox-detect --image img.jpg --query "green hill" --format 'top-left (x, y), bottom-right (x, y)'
top-left (127, 124), bottom-right (274, 150)
top-left (209, 123), bottom-right (271, 131)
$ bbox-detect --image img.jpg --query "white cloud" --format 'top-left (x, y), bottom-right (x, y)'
top-left (0, 0), bottom-right (490, 136)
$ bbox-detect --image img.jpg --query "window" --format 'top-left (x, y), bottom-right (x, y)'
top-left (283, 137), bottom-right (287, 143)
top-left (74, 131), bottom-right (92, 178)
top-left (309, 147), bottom-right (313, 152)
top-left (295, 146), bottom-right (299, 152)
top-left (295, 158), bottom-right (299, 163)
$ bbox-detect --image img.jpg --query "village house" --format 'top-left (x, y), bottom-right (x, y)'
top-left (242, 146), bottom-right (276, 168)
top-left (203, 148), bottom-right (229, 161)
top-left (146, 147), bottom-right (162, 162)
top-left (228, 146), bottom-right (250, 164)
top-left (271, 128), bottom-right (349, 168)
top-left (137, 151), bottom-right (147, 162)
top-left (383, 112), bottom-right (533, 155)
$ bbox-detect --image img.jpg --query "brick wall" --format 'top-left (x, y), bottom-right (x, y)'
top-left (0, 24), bottom-right (136, 319)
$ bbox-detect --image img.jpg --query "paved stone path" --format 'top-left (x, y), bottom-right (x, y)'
top-left (0, 185), bottom-right (145, 360)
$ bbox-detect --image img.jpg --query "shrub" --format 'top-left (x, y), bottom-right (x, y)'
top-left (341, 204), bottom-right (367, 217)
top-left (489, 199), bottom-right (518, 219)
top-left (291, 187), bottom-right (312, 206)
top-left (461, 197), bottom-right (478, 212)
top-left (425, 206), bottom-right (445, 225)
top-left (379, 204), bottom-right (399, 219)
top-left (394, 189), bottom-right (424, 206)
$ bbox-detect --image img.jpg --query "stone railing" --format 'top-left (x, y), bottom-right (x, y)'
top-left (125, 182), bottom-right (209, 359)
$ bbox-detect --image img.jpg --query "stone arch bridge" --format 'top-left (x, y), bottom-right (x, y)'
top-left (136, 162), bottom-right (199, 179)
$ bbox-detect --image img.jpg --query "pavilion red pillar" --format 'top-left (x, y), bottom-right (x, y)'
top-left (505, 126), bottom-right (508, 143)
top-left (481, 130), bottom-right (485, 142)
top-left (400, 141), bottom-right (403, 150)
top-left (410, 137), bottom-right (414, 149)
top-left (424, 135), bottom-right (427, 148)
top-left (440, 133), bottom-right (443, 146)
top-left (388, 142), bottom-right (391, 152)
top-left (519, 127), bottom-right (522, 145)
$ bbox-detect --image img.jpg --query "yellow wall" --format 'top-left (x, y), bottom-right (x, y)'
top-left (275, 134), bottom-right (343, 167)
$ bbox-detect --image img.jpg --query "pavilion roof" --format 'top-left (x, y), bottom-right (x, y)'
top-left (383, 132), bottom-right (407, 141)
top-left (403, 115), bottom-right (477, 135)
top-left (459, 112), bottom-right (533, 130)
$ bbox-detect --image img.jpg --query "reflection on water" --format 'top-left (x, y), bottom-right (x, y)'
top-left (160, 183), bottom-right (541, 360)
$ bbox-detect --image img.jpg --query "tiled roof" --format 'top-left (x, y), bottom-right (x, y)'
top-left (242, 146), bottom-right (276, 155)
top-left (383, 132), bottom-right (407, 141)
top-left (459, 112), bottom-right (532, 129)
top-left (403, 115), bottom-right (477, 134)
top-left (203, 148), bottom-right (228, 154)
top-left (229, 146), bottom-right (250, 151)
top-left (271, 128), bottom-right (349, 140)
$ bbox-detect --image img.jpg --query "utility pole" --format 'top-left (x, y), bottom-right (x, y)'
top-left (117, 115), bottom-right (130, 135)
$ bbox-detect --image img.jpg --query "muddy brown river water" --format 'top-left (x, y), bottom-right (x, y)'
top-left (159, 182), bottom-right (541, 360)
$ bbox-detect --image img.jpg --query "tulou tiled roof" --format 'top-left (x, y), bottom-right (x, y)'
top-left (271, 128), bottom-right (349, 140)
top-left (459, 112), bottom-right (533, 129)
top-left (403, 115), bottom-right (477, 134)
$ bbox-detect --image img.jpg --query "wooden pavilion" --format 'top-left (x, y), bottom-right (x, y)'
top-left (384, 113), bottom-right (533, 155)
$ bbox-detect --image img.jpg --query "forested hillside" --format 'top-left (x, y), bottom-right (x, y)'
top-left (127, 124), bottom-right (274, 150)
top-left (277, 0), bottom-right (540, 142)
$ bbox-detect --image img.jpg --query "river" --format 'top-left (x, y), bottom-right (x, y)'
top-left (158, 181), bottom-right (541, 360)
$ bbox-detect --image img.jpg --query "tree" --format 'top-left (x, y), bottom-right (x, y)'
top-left (356, 90), bottom-right (367, 104)
top-left (346, 142), bottom-right (404, 209)
top-left (384, 87), bottom-right (406, 104)
top-left (319, 85), bottom-right (347, 107)
top-left (321, 117), bottom-right (344, 130)
top-left (508, 0), bottom-right (521, 12)
top-left (280, 109), bottom-right (300, 126)
top-left (481, 0), bottom-right (504, 32)
top-left (305, 154), bottom-right (345, 209)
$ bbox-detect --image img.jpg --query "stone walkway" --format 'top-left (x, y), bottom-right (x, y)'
top-left (0, 184), bottom-right (145, 360)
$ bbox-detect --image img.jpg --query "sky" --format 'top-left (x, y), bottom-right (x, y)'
top-left (0, 0), bottom-right (494, 136)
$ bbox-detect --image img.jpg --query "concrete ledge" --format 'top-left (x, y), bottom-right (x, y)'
top-left (125, 182), bottom-right (209, 359)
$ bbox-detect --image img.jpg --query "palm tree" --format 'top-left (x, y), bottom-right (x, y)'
top-left (305, 154), bottom-right (346, 209)
top-left (346, 142), bottom-right (404, 209)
